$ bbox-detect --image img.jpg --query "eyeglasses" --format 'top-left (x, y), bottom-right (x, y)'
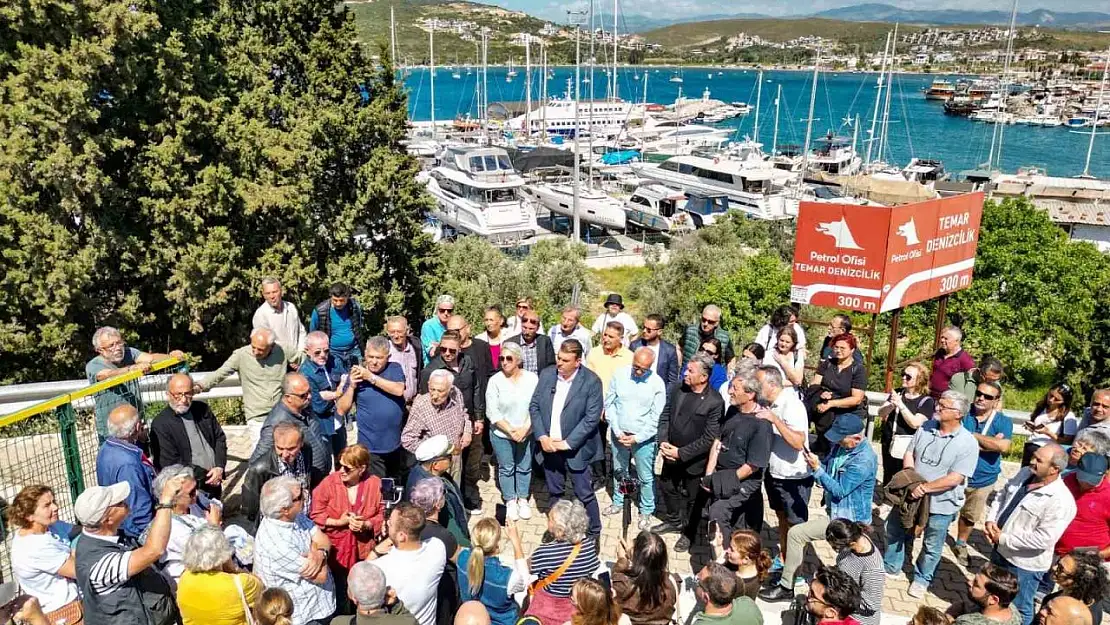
top-left (920, 435), bottom-right (954, 467)
top-left (438, 307), bottom-right (454, 313)
top-left (632, 365), bottom-right (649, 374)
top-left (311, 349), bottom-right (330, 355)
top-left (168, 391), bottom-right (194, 399)
top-left (440, 347), bottom-right (459, 354)
top-left (701, 317), bottom-right (718, 325)
top-left (286, 391), bottom-right (311, 400)
top-left (975, 390), bottom-right (1000, 400)
top-left (338, 464), bottom-right (359, 473)
top-left (499, 356), bottom-right (515, 362)
top-left (703, 348), bottom-right (718, 356)
top-left (901, 373), bottom-right (913, 381)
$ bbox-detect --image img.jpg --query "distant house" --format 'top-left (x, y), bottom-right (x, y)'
top-left (1035, 200), bottom-right (1110, 253)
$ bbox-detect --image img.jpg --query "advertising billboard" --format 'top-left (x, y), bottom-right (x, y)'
top-left (790, 193), bottom-right (984, 313)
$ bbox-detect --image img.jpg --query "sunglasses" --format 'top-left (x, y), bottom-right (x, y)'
top-left (703, 349), bottom-right (718, 355)
top-left (338, 464), bottom-right (359, 473)
top-left (902, 373), bottom-right (913, 381)
top-left (440, 347), bottom-right (459, 354)
top-left (311, 349), bottom-right (330, 355)
top-left (438, 307), bottom-right (454, 313)
top-left (632, 365), bottom-right (649, 373)
top-left (499, 356), bottom-right (515, 362)
top-left (291, 493), bottom-right (305, 503)
top-left (701, 317), bottom-right (718, 325)
top-left (975, 390), bottom-right (1000, 400)
top-left (287, 391), bottom-right (312, 400)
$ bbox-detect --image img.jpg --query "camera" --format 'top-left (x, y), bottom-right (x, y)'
top-left (381, 478), bottom-right (402, 510)
top-left (617, 472), bottom-right (638, 496)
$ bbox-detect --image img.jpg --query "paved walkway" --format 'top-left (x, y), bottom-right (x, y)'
top-left (221, 426), bottom-right (1018, 625)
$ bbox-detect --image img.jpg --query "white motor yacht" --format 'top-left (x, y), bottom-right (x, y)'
top-left (622, 184), bottom-right (694, 233)
top-left (631, 155), bottom-right (793, 219)
top-left (420, 146), bottom-right (538, 245)
top-left (808, 133), bottom-right (862, 176)
top-left (521, 182), bottom-right (627, 230)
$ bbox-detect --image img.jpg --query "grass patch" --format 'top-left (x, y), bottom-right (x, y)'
top-left (586, 266), bottom-right (652, 325)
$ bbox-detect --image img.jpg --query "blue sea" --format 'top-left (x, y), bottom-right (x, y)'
top-left (402, 66), bottom-right (1108, 179)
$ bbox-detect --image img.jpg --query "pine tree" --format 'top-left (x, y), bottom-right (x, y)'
top-left (0, 0), bottom-right (434, 382)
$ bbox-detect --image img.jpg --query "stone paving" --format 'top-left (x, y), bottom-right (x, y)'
top-left (220, 426), bottom-right (1020, 625)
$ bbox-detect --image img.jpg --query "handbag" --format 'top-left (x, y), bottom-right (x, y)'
top-left (234, 573), bottom-right (257, 625)
top-left (44, 599), bottom-right (83, 625)
top-left (890, 435), bottom-right (914, 460)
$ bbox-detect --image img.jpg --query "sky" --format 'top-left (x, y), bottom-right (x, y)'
top-left (482, 0), bottom-right (1109, 22)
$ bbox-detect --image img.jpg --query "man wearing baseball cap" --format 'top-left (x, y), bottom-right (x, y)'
top-left (1055, 452), bottom-right (1110, 561)
top-left (73, 474), bottom-right (188, 625)
top-left (406, 435), bottom-right (469, 545)
top-left (762, 413), bottom-right (878, 612)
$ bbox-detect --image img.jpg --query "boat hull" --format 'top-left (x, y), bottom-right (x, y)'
top-left (522, 184), bottom-right (627, 230)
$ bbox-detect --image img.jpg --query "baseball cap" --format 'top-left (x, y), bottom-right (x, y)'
top-left (824, 414), bottom-right (866, 443)
top-left (74, 482), bottom-right (131, 525)
top-left (415, 435), bottom-right (454, 463)
top-left (1075, 452), bottom-right (1108, 486)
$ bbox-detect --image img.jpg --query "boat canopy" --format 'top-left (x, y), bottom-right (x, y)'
top-left (600, 150), bottom-right (641, 165)
top-left (507, 146), bottom-right (575, 173)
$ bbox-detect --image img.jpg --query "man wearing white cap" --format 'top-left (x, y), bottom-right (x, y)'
top-left (406, 435), bottom-right (470, 546)
top-left (73, 475), bottom-right (187, 625)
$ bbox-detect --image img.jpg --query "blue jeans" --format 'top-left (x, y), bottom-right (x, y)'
top-left (883, 511), bottom-right (957, 586)
top-left (489, 435), bottom-right (532, 501)
top-left (610, 438), bottom-right (657, 516)
top-left (991, 552), bottom-right (1043, 625)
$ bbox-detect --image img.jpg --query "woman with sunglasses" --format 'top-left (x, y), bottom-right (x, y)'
top-left (486, 342), bottom-right (539, 521)
top-left (878, 362), bottom-right (934, 486)
top-left (1024, 384), bottom-right (1078, 465)
top-left (151, 464), bottom-right (223, 587)
top-left (1040, 550), bottom-right (1109, 625)
top-left (680, 338), bottom-right (728, 391)
top-left (309, 444), bottom-right (384, 607)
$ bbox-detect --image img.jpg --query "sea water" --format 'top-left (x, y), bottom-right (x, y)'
top-left (402, 66), bottom-right (1108, 179)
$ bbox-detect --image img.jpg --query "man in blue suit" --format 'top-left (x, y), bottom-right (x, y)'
top-left (630, 314), bottom-right (681, 387)
top-left (530, 338), bottom-right (604, 537)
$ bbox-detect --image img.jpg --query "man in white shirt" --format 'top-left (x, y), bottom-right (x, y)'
top-left (368, 502), bottom-right (447, 625)
top-left (254, 475), bottom-right (335, 625)
top-left (985, 443), bottom-right (1077, 625)
top-left (591, 294), bottom-right (638, 346)
top-left (755, 365), bottom-right (812, 577)
top-left (252, 277), bottom-right (307, 356)
top-left (549, 306), bottom-right (593, 358)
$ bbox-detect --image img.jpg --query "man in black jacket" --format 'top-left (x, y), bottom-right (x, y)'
top-left (241, 421), bottom-right (324, 529)
top-left (654, 353), bottom-right (724, 552)
top-left (249, 372), bottom-right (332, 475)
top-left (150, 373), bottom-right (229, 498)
top-left (419, 330), bottom-right (485, 511)
top-left (504, 310), bottom-right (555, 374)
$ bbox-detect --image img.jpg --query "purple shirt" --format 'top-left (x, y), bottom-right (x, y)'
top-left (929, 349), bottom-right (975, 398)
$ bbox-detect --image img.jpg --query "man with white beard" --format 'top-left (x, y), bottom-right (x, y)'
top-left (149, 373), bottom-right (229, 498)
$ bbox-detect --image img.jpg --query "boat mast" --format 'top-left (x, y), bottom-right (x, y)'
top-left (541, 43), bottom-right (548, 139)
top-left (989, 0), bottom-right (1019, 171)
top-left (866, 31), bottom-right (892, 166)
top-left (852, 114), bottom-right (860, 157)
top-left (801, 48), bottom-right (821, 181)
top-left (587, 0), bottom-right (596, 186)
top-left (878, 23), bottom-right (898, 166)
top-left (390, 6), bottom-right (397, 73)
top-left (482, 28), bottom-right (489, 144)
top-left (570, 9), bottom-right (586, 241)
top-left (525, 34), bottom-right (532, 139)
top-left (754, 69), bottom-right (763, 143)
top-left (1081, 44), bottom-right (1109, 178)
top-left (429, 21), bottom-right (437, 139)
top-left (772, 84), bottom-right (781, 155)
top-left (612, 0), bottom-right (619, 101)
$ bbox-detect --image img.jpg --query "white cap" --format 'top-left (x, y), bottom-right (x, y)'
top-left (74, 482), bottom-right (131, 525)
top-left (414, 435), bottom-right (453, 462)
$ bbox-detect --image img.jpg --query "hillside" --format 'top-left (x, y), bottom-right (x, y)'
top-left (344, 0), bottom-right (576, 65)
top-left (813, 4), bottom-right (1110, 30)
top-left (641, 18), bottom-right (923, 51)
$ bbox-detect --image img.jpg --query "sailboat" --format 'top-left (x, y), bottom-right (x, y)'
top-left (669, 71), bottom-right (683, 84)
top-left (506, 57), bottom-right (518, 81)
top-left (452, 54), bottom-right (461, 79)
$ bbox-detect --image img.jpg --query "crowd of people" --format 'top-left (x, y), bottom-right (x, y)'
top-left (6, 283), bottom-right (1110, 625)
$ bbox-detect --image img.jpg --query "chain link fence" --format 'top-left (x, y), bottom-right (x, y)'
top-left (0, 358), bottom-right (186, 581)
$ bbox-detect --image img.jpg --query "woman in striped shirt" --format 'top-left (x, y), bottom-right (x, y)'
top-left (825, 519), bottom-right (884, 625)
top-left (524, 501), bottom-right (601, 625)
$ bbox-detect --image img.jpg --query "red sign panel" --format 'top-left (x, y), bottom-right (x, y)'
top-left (790, 193), bottom-right (984, 313)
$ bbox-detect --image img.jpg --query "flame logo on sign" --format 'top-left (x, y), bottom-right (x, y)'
top-left (897, 218), bottom-right (921, 246)
top-left (816, 218), bottom-right (864, 250)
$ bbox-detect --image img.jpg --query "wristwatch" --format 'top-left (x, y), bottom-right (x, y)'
top-left (156, 502), bottom-right (174, 511)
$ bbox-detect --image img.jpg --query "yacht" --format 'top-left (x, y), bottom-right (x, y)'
top-left (669, 72), bottom-right (683, 84)
top-left (506, 95), bottom-right (642, 138)
top-left (521, 183), bottom-right (627, 230)
top-left (637, 125), bottom-right (732, 159)
top-left (923, 79), bottom-right (957, 101)
top-left (631, 155), bottom-right (793, 219)
top-left (622, 184), bottom-right (694, 233)
top-left (808, 133), bottom-right (862, 177)
top-left (420, 146), bottom-right (538, 245)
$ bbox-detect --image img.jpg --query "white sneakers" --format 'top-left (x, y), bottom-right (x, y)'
top-left (506, 499), bottom-right (519, 521)
top-left (517, 498), bottom-right (532, 520)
